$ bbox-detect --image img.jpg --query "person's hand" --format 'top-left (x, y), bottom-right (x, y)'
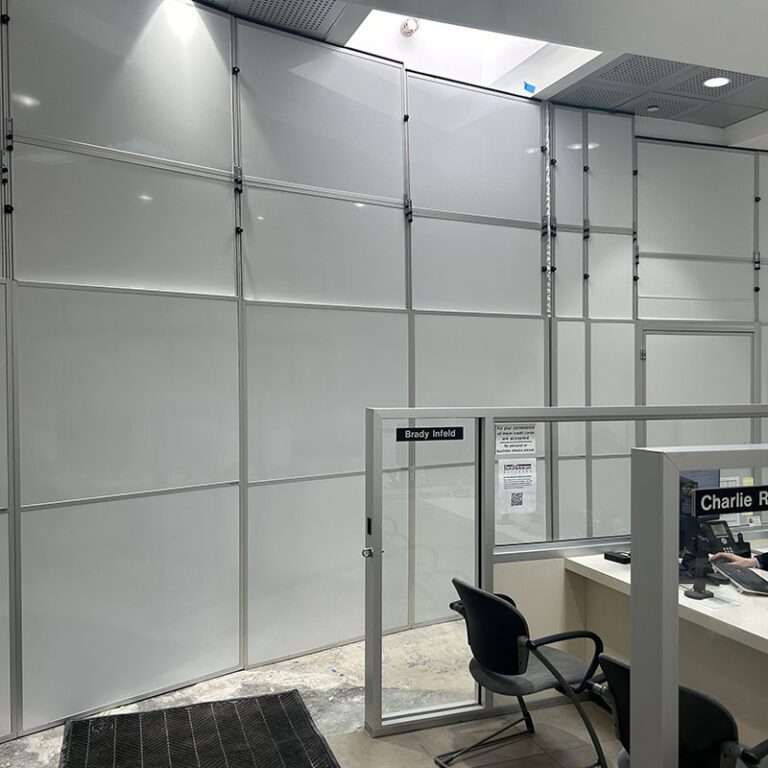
top-left (710, 551), bottom-right (758, 568)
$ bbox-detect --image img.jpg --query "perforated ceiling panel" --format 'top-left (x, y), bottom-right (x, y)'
top-left (595, 55), bottom-right (688, 88)
top-left (226, 0), bottom-right (348, 37)
top-left (669, 68), bottom-right (760, 98)
top-left (554, 85), bottom-right (635, 110)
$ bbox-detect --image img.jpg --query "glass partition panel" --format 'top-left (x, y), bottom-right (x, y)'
top-left (592, 456), bottom-right (630, 536)
top-left (591, 323), bottom-right (636, 405)
top-left (588, 234), bottom-right (634, 319)
top-left (558, 459), bottom-right (587, 540)
top-left (587, 112), bottom-right (633, 229)
top-left (554, 232), bottom-right (585, 318)
top-left (553, 107), bottom-right (584, 227)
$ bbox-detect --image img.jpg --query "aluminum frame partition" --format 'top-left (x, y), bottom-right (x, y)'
top-left (365, 403), bottom-right (768, 738)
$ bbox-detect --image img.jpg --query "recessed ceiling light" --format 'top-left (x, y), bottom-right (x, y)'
top-left (138, 193), bottom-right (153, 202)
top-left (12, 93), bottom-right (40, 108)
top-left (703, 76), bottom-right (730, 88)
top-left (400, 17), bottom-right (419, 37)
top-left (646, 105), bottom-right (660, 113)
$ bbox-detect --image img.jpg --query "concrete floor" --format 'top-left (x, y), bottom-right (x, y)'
top-left (0, 621), bottom-right (623, 768)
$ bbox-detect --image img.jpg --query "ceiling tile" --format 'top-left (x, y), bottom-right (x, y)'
top-left (668, 67), bottom-right (760, 99)
top-left (228, 0), bottom-right (348, 37)
top-left (593, 54), bottom-right (691, 89)
top-left (676, 102), bottom-right (763, 128)
top-left (554, 84), bottom-right (637, 110)
top-left (719, 79), bottom-right (768, 109)
top-left (620, 93), bottom-right (703, 120)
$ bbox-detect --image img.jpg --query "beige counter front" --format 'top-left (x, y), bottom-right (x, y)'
top-left (565, 555), bottom-right (768, 745)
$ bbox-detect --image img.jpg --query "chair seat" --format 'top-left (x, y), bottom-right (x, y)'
top-left (469, 646), bottom-right (588, 696)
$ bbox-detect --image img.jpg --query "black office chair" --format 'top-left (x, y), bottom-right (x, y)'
top-left (436, 578), bottom-right (608, 768)
top-left (599, 654), bottom-right (768, 767)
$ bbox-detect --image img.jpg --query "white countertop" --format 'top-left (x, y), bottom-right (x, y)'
top-left (565, 554), bottom-right (768, 656)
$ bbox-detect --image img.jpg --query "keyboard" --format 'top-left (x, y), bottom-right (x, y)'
top-left (712, 562), bottom-right (768, 595)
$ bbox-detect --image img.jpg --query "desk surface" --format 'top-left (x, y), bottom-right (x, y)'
top-left (565, 554), bottom-right (768, 656)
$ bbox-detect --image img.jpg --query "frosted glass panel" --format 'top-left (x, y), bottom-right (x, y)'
top-left (247, 306), bottom-right (408, 480)
top-left (559, 423), bottom-right (586, 457)
top-left (638, 257), bottom-right (754, 321)
top-left (591, 323), bottom-right (635, 405)
top-left (243, 189), bottom-right (405, 307)
top-left (558, 460), bottom-right (586, 540)
top-left (382, 470), bottom-right (409, 631)
top-left (587, 113), bottom-right (633, 228)
top-left (408, 75), bottom-right (541, 220)
top-left (22, 487), bottom-right (240, 728)
top-left (588, 234), bottom-right (633, 319)
top-left (557, 322), bottom-right (585, 406)
top-left (759, 158), bottom-right (768, 317)
top-left (14, 144), bottom-right (234, 294)
top-left (11, 0), bottom-right (232, 168)
top-left (18, 288), bottom-right (239, 505)
top-left (554, 108), bottom-right (584, 226)
top-left (412, 218), bottom-right (541, 314)
top-left (637, 142), bottom-right (754, 257)
top-left (647, 419), bottom-right (751, 448)
top-left (415, 315), bottom-right (545, 406)
top-left (555, 232), bottom-right (584, 318)
top-left (415, 466), bottom-right (475, 623)
top-left (592, 422), bottom-right (634, 455)
top-left (239, 24), bottom-right (403, 198)
top-left (0, 288), bottom-right (6, 511)
top-left (248, 476), bottom-right (368, 663)
top-left (593, 458), bottom-right (630, 536)
top-left (0, 514), bottom-right (8, 736)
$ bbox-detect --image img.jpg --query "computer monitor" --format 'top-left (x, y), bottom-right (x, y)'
top-left (679, 469), bottom-right (721, 553)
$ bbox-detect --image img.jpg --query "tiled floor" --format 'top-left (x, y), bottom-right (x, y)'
top-left (0, 622), bottom-right (621, 768)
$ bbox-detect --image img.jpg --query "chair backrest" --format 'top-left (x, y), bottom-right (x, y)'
top-left (600, 655), bottom-right (739, 768)
top-left (452, 578), bottom-right (530, 675)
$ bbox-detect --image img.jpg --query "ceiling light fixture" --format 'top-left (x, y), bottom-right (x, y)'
top-left (703, 76), bottom-right (730, 88)
top-left (646, 105), bottom-right (660, 113)
top-left (400, 17), bottom-right (419, 37)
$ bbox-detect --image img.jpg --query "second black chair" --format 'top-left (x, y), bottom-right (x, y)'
top-left (437, 578), bottom-right (608, 768)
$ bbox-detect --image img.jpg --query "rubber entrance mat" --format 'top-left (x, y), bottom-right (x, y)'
top-left (59, 690), bottom-right (341, 768)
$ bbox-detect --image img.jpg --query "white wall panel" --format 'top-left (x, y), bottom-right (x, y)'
top-left (408, 75), bottom-right (541, 220)
top-left (14, 144), bottom-right (235, 294)
top-left (11, 0), bottom-right (232, 169)
top-left (18, 288), bottom-right (239, 504)
top-left (248, 476), bottom-right (368, 663)
top-left (0, 515), bottom-right (8, 737)
top-left (415, 315), bottom-right (545, 406)
top-left (553, 108), bottom-right (584, 227)
top-left (638, 258), bottom-right (754, 321)
top-left (558, 459), bottom-right (586, 540)
top-left (239, 25), bottom-right (403, 198)
top-left (587, 113), bottom-right (633, 228)
top-left (243, 189), bottom-right (405, 307)
top-left (591, 323), bottom-right (635, 405)
top-left (22, 487), bottom-right (240, 728)
top-left (555, 232), bottom-right (584, 318)
top-left (588, 234), bottom-right (633, 319)
top-left (637, 142), bottom-right (754, 258)
top-left (592, 422), bottom-right (634, 455)
top-left (593, 457), bottom-right (630, 536)
top-left (411, 219), bottom-right (541, 314)
top-left (247, 306), bottom-right (408, 480)
top-left (557, 321), bottom-right (585, 406)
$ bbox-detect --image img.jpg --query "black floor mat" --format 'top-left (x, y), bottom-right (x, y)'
top-left (59, 689), bottom-right (341, 768)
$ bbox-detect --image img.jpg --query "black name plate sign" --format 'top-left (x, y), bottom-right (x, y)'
top-left (693, 485), bottom-right (768, 517)
top-left (396, 427), bottom-right (464, 442)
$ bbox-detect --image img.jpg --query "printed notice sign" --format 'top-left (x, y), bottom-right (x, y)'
top-left (495, 423), bottom-right (536, 456)
top-left (396, 426), bottom-right (464, 442)
top-left (497, 460), bottom-right (537, 521)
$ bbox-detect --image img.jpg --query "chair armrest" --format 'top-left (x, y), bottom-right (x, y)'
top-left (494, 592), bottom-right (517, 607)
top-left (449, 600), bottom-right (465, 618)
top-left (741, 738), bottom-right (768, 765)
top-left (527, 630), bottom-right (604, 694)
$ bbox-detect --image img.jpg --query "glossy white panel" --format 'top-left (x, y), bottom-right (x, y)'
top-left (22, 487), bottom-right (240, 728)
top-left (408, 76), bottom-right (541, 220)
top-left (588, 234), bottom-right (634, 319)
top-left (638, 257), bottom-right (754, 321)
top-left (557, 322), bottom-right (585, 406)
top-left (555, 232), bottom-right (584, 318)
top-left (414, 466), bottom-right (475, 623)
top-left (243, 189), bottom-right (405, 307)
top-left (415, 315), bottom-right (545, 407)
top-left (11, 0), bottom-right (232, 168)
top-left (412, 219), bottom-right (541, 315)
top-left (248, 477), bottom-right (368, 663)
top-left (247, 306), bottom-right (408, 480)
top-left (0, 515), bottom-right (8, 736)
top-left (239, 25), bottom-right (403, 197)
top-left (591, 323), bottom-right (635, 406)
top-left (558, 460), bottom-right (586, 540)
top-left (554, 108), bottom-right (584, 227)
top-left (496, 458), bottom-right (547, 545)
top-left (637, 142), bottom-right (754, 257)
top-left (14, 144), bottom-right (234, 294)
top-left (592, 458), bottom-right (630, 536)
top-left (587, 113), bottom-right (633, 228)
top-left (18, 288), bottom-right (239, 504)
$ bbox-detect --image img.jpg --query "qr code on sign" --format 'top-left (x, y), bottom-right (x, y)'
top-left (510, 492), bottom-right (523, 507)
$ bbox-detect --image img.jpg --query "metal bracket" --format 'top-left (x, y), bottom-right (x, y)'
top-left (640, 349), bottom-right (647, 361)
top-left (583, 218), bottom-right (590, 240)
top-left (5, 117), bottom-right (13, 148)
top-left (754, 252), bottom-right (761, 271)
top-left (0, 14), bottom-right (9, 25)
top-left (362, 547), bottom-right (373, 558)
top-left (233, 165), bottom-right (243, 195)
top-left (404, 196), bottom-right (413, 223)
top-left (0, 150), bottom-right (7, 185)
top-left (541, 215), bottom-right (556, 239)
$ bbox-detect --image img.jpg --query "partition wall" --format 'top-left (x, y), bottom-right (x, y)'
top-left (0, 0), bottom-right (764, 742)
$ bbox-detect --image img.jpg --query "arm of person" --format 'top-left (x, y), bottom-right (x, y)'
top-left (711, 551), bottom-right (764, 568)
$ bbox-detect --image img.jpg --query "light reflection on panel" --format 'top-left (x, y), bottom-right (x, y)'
top-left (18, 288), bottom-right (239, 505)
top-left (242, 188), bottom-right (405, 307)
top-left (247, 306), bottom-right (408, 480)
top-left (14, 144), bottom-right (235, 294)
top-left (247, 476), bottom-right (365, 663)
top-left (412, 218), bottom-right (541, 315)
top-left (408, 75), bottom-right (541, 220)
top-left (592, 457), bottom-right (630, 536)
top-left (22, 487), bottom-right (240, 728)
top-left (11, 0), bottom-right (233, 169)
top-left (554, 107), bottom-right (584, 226)
top-left (239, 24), bottom-right (403, 198)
